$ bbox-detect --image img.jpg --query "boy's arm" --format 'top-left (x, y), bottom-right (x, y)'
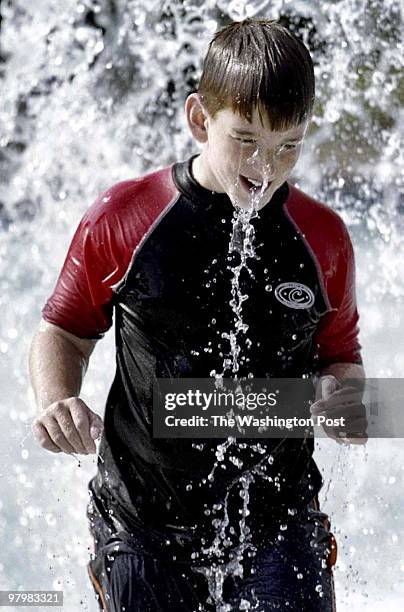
top-left (29, 319), bottom-right (103, 455)
top-left (30, 188), bottom-right (122, 454)
top-left (311, 220), bottom-right (366, 442)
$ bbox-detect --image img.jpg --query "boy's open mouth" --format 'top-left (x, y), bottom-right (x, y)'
top-left (239, 174), bottom-right (273, 194)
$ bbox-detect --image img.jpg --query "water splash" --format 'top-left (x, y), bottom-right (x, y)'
top-left (212, 177), bottom-right (269, 380)
top-left (193, 474), bottom-right (255, 610)
top-left (194, 175), bottom-right (273, 607)
top-left (193, 437), bottom-right (287, 609)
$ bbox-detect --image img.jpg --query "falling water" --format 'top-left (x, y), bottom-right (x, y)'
top-left (193, 475), bottom-right (255, 612)
top-left (219, 192), bottom-right (261, 378)
top-left (195, 175), bottom-right (277, 609)
top-left (1, 1), bottom-right (403, 610)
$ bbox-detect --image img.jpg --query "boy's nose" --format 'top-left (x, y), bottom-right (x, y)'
top-left (260, 149), bottom-right (276, 177)
top-left (246, 147), bottom-right (277, 179)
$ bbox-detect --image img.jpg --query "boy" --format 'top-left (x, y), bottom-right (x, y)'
top-left (29, 19), bottom-right (365, 611)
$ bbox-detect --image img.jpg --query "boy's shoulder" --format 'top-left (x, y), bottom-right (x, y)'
top-left (83, 164), bottom-right (177, 226)
top-left (285, 182), bottom-right (351, 244)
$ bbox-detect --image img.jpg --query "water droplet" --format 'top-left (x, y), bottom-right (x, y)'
top-left (45, 513), bottom-right (56, 526)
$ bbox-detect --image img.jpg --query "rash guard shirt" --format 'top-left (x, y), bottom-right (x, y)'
top-left (42, 156), bottom-right (362, 548)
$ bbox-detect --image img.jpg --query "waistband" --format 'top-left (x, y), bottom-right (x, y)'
top-left (87, 492), bottom-right (322, 567)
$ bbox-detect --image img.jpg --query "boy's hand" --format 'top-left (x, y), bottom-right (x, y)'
top-left (31, 397), bottom-right (104, 455)
top-left (310, 375), bottom-right (368, 445)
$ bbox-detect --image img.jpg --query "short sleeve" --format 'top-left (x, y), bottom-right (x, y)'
top-left (42, 203), bottom-right (119, 339)
top-left (313, 225), bottom-right (363, 369)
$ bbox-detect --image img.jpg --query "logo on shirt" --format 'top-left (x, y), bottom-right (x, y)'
top-left (274, 282), bottom-right (315, 310)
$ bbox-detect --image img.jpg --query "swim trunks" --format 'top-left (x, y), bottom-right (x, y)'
top-left (87, 493), bottom-right (337, 611)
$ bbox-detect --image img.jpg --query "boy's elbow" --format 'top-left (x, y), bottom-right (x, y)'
top-left (35, 319), bottom-right (98, 362)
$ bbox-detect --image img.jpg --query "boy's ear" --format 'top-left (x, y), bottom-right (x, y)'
top-left (185, 93), bottom-right (209, 144)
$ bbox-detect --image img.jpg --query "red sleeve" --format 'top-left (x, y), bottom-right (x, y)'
top-left (313, 223), bottom-right (362, 369)
top-left (42, 166), bottom-right (179, 339)
top-left (42, 188), bottom-right (133, 339)
top-left (284, 184), bottom-right (362, 370)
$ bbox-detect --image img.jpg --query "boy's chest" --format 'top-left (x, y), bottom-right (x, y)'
top-left (117, 200), bottom-right (329, 342)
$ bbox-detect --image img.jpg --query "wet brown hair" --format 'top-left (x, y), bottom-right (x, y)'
top-left (198, 19), bottom-right (315, 130)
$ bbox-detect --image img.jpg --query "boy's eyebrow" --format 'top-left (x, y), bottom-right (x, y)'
top-left (232, 128), bottom-right (304, 143)
top-left (232, 128), bottom-right (256, 136)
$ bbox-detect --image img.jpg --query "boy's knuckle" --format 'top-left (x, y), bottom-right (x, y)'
top-left (33, 430), bottom-right (47, 446)
top-left (41, 438), bottom-right (57, 451)
top-left (53, 403), bottom-right (67, 416)
top-left (52, 432), bottom-right (64, 444)
top-left (48, 406), bottom-right (62, 419)
top-left (75, 417), bottom-right (86, 429)
top-left (69, 397), bottom-right (85, 410)
top-left (66, 430), bottom-right (77, 442)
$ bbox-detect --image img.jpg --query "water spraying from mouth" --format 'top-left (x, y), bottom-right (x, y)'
top-left (195, 169), bottom-right (276, 610)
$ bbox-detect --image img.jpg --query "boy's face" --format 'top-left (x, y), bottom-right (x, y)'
top-left (190, 99), bottom-right (308, 210)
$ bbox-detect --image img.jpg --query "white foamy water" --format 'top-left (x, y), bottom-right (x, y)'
top-left (1, 0), bottom-right (403, 610)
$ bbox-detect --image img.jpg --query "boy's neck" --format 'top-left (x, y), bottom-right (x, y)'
top-left (191, 154), bottom-right (223, 194)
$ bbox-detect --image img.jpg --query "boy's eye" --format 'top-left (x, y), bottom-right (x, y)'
top-left (280, 143), bottom-right (299, 152)
top-left (272, 143), bottom-right (299, 157)
top-left (234, 137), bottom-right (257, 145)
top-left (231, 136), bottom-right (300, 153)
top-left (233, 138), bottom-right (299, 150)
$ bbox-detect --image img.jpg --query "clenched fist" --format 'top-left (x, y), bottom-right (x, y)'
top-left (32, 397), bottom-right (104, 454)
top-left (310, 375), bottom-right (368, 445)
